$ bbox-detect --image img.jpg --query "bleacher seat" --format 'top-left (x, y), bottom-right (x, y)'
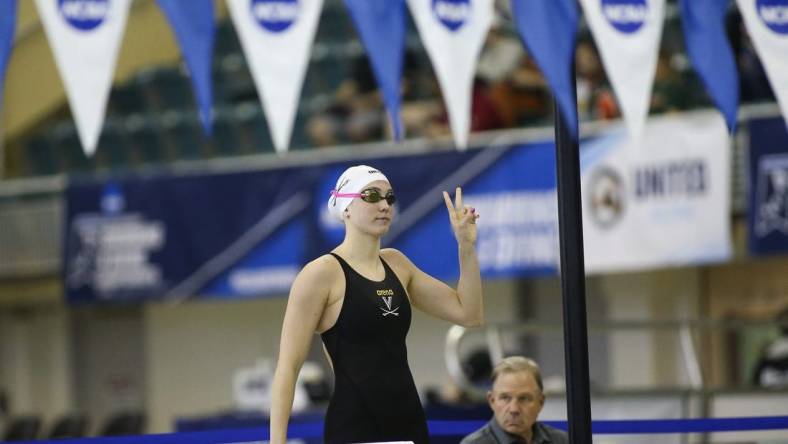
top-left (99, 411), bottom-right (145, 437)
top-left (2, 415), bottom-right (41, 441)
top-left (214, 20), bottom-right (241, 57)
top-left (47, 414), bottom-right (88, 439)
top-left (316, 3), bottom-right (354, 43)
top-left (216, 54), bottom-right (257, 104)
top-left (96, 119), bottom-right (132, 171)
top-left (51, 122), bottom-right (95, 174)
top-left (136, 67), bottom-right (194, 112)
top-left (125, 113), bottom-right (169, 165)
top-left (210, 108), bottom-right (243, 156)
top-left (24, 135), bottom-right (60, 176)
top-left (233, 102), bottom-right (273, 153)
top-left (160, 111), bottom-right (207, 161)
top-left (108, 81), bottom-right (147, 115)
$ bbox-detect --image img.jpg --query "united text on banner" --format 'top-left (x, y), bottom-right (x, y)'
top-left (35, 0), bottom-right (132, 156)
top-left (581, 111), bottom-right (732, 273)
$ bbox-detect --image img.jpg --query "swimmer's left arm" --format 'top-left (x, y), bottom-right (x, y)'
top-left (382, 188), bottom-right (483, 327)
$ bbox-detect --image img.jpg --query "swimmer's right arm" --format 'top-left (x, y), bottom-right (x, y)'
top-left (270, 258), bottom-right (332, 444)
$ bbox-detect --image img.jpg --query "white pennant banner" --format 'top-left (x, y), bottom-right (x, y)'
top-left (35, 0), bottom-right (131, 156)
top-left (407, 0), bottom-right (493, 150)
top-left (579, 0), bottom-right (665, 139)
top-left (737, 0), bottom-right (788, 129)
top-left (227, 0), bottom-right (322, 153)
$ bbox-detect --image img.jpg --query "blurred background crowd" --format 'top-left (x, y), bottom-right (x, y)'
top-left (1, 0), bottom-right (776, 177)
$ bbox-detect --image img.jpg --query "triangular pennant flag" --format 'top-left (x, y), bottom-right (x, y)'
top-left (35, 0), bottom-right (132, 156)
top-left (680, 0), bottom-right (739, 133)
top-left (511, 0), bottom-right (579, 138)
top-left (737, 0), bottom-right (788, 129)
top-left (156, 0), bottom-right (216, 135)
top-left (407, 0), bottom-right (494, 150)
top-left (579, 0), bottom-right (665, 138)
top-left (345, 0), bottom-right (406, 141)
top-left (0, 0), bottom-right (17, 113)
top-left (226, 0), bottom-right (323, 153)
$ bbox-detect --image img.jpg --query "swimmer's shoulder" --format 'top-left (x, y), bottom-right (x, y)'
top-left (292, 254), bottom-right (344, 294)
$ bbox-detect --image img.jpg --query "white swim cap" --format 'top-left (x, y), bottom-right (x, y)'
top-left (327, 165), bottom-right (390, 221)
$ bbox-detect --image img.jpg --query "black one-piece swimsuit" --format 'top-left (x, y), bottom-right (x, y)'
top-left (321, 253), bottom-right (430, 444)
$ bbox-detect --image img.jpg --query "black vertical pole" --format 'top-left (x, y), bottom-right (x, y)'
top-left (553, 75), bottom-right (593, 442)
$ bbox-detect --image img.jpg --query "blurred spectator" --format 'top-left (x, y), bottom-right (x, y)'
top-left (490, 54), bottom-right (550, 127)
top-left (650, 51), bottom-right (690, 114)
top-left (476, 27), bottom-right (523, 87)
top-left (752, 307), bottom-right (788, 389)
top-left (306, 54), bottom-right (385, 147)
top-left (575, 40), bottom-right (619, 121)
top-left (420, 77), bottom-right (506, 140)
top-left (307, 50), bottom-right (423, 147)
top-left (478, 25), bottom-right (549, 128)
top-left (728, 11), bottom-right (776, 104)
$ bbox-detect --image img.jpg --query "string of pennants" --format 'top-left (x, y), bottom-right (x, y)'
top-left (0, 0), bottom-right (787, 157)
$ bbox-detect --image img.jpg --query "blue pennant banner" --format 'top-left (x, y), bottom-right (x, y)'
top-left (156, 0), bottom-right (216, 135)
top-left (0, 0), bottom-right (16, 112)
top-left (345, 0), bottom-right (406, 140)
top-left (679, 0), bottom-right (739, 132)
top-left (512, 0), bottom-right (579, 138)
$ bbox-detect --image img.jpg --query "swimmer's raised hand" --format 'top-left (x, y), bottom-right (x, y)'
top-left (443, 186), bottom-right (479, 246)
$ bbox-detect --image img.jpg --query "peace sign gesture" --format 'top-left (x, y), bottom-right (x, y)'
top-left (443, 187), bottom-right (479, 246)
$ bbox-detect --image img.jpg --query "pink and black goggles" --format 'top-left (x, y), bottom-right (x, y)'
top-left (330, 188), bottom-right (396, 205)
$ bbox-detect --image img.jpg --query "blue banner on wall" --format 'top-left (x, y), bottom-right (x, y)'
top-left (64, 167), bottom-right (321, 303)
top-left (749, 116), bottom-right (788, 256)
top-left (63, 139), bottom-right (559, 303)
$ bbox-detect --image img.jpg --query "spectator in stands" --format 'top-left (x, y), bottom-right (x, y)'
top-left (306, 54), bottom-right (384, 148)
top-left (307, 51), bottom-right (421, 147)
top-left (461, 356), bottom-right (567, 444)
top-left (490, 53), bottom-right (550, 127)
top-left (650, 51), bottom-right (691, 114)
top-left (729, 13), bottom-right (776, 104)
top-left (419, 76), bottom-right (506, 141)
top-left (575, 40), bottom-right (618, 122)
top-left (752, 307), bottom-right (788, 389)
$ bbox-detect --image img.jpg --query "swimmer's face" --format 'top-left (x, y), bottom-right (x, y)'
top-left (345, 180), bottom-right (394, 236)
top-left (488, 371), bottom-right (545, 439)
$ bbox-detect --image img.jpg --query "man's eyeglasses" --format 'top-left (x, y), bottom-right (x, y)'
top-left (331, 189), bottom-right (396, 205)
